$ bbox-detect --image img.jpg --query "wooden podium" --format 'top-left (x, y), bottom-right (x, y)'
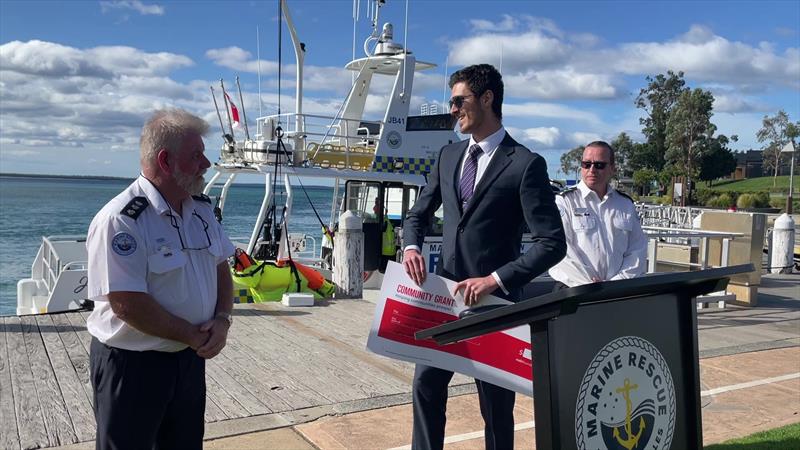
top-left (416, 264), bottom-right (753, 450)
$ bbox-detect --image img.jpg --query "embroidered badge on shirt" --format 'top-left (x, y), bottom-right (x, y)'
top-left (112, 232), bottom-right (137, 256)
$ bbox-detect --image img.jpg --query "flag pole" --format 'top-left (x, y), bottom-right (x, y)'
top-left (236, 76), bottom-right (250, 140)
top-left (209, 86), bottom-right (226, 137)
top-left (220, 79), bottom-right (235, 139)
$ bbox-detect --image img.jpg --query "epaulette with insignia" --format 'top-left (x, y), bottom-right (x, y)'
top-left (120, 197), bottom-right (149, 220)
top-left (616, 190), bottom-right (635, 203)
top-left (192, 194), bottom-right (212, 204)
top-left (557, 186), bottom-right (578, 196)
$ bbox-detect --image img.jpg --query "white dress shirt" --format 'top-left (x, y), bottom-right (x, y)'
top-left (86, 176), bottom-right (236, 352)
top-left (548, 181), bottom-right (648, 287)
top-left (459, 126), bottom-right (506, 187)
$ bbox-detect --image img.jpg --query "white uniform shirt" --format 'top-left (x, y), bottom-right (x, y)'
top-left (548, 181), bottom-right (648, 287)
top-left (86, 176), bottom-right (235, 352)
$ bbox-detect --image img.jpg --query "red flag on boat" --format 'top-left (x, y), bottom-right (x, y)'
top-left (224, 92), bottom-right (240, 128)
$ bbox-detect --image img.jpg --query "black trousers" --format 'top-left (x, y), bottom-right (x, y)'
top-left (90, 338), bottom-right (206, 450)
top-left (411, 364), bottom-right (515, 450)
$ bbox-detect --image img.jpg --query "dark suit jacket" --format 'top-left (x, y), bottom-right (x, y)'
top-left (404, 132), bottom-right (566, 301)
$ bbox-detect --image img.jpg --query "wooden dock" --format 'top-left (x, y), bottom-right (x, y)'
top-left (2, 273), bottom-right (798, 449)
top-left (0, 299), bottom-right (472, 450)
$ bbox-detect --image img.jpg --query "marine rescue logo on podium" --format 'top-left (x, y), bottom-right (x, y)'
top-left (575, 336), bottom-right (676, 450)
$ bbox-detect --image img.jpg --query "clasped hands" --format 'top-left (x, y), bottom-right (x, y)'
top-left (190, 316), bottom-right (230, 359)
top-left (403, 249), bottom-right (497, 306)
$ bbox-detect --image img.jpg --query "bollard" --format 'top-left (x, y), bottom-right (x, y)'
top-left (770, 213), bottom-right (795, 274)
top-left (333, 211), bottom-right (363, 298)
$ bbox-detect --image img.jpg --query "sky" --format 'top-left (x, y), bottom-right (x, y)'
top-left (1, 0), bottom-right (799, 181)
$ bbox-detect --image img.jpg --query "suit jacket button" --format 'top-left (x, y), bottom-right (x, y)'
top-left (458, 227), bottom-right (464, 233)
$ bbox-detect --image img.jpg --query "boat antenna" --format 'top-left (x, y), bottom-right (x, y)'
top-left (363, 0), bottom-right (382, 57)
top-left (442, 55), bottom-right (448, 111)
top-left (499, 43), bottom-right (503, 75)
top-left (277, 0), bottom-right (282, 119)
top-left (220, 79), bottom-right (235, 139)
top-left (236, 76), bottom-right (250, 140)
top-left (352, 0), bottom-right (361, 84)
top-left (210, 86), bottom-right (226, 137)
top-left (257, 25), bottom-right (263, 118)
top-left (261, 0), bottom-right (285, 261)
top-left (401, 0), bottom-right (409, 97)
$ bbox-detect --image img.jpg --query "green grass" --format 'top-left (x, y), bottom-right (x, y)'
top-left (706, 175), bottom-right (797, 192)
top-left (705, 422), bottom-right (800, 449)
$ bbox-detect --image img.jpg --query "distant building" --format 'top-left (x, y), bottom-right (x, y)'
top-left (731, 149), bottom-right (794, 179)
top-left (732, 150), bottom-right (763, 179)
top-left (419, 103), bottom-right (441, 115)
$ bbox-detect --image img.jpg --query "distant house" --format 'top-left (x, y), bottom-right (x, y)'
top-left (731, 150), bottom-right (763, 179)
top-left (731, 149), bottom-right (797, 179)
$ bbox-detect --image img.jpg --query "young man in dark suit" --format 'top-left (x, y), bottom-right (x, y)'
top-left (402, 64), bottom-right (566, 450)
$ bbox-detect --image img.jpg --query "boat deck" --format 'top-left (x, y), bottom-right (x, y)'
top-left (1, 274), bottom-right (798, 450)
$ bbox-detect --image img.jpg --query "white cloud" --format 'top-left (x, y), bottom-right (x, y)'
top-left (448, 18), bottom-right (798, 103)
top-left (517, 127), bottom-right (561, 148)
top-left (0, 40), bottom-right (192, 78)
top-left (0, 40), bottom-right (204, 154)
top-left (469, 15), bottom-right (518, 32)
top-left (100, 1), bottom-right (164, 16)
top-left (448, 31), bottom-right (570, 72)
top-left (205, 47), bottom-right (280, 74)
top-left (569, 132), bottom-right (604, 146)
top-left (504, 102), bottom-right (603, 125)
top-left (607, 25), bottom-right (800, 88)
top-left (505, 69), bottom-right (620, 100)
top-left (712, 94), bottom-right (770, 114)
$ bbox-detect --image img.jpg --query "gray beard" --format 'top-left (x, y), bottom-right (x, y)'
top-left (174, 169), bottom-right (205, 195)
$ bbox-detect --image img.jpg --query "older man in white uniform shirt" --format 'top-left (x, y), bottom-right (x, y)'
top-left (549, 141), bottom-right (648, 287)
top-left (86, 109), bottom-right (235, 450)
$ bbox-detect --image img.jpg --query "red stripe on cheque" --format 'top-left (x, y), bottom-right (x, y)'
top-left (378, 298), bottom-right (533, 380)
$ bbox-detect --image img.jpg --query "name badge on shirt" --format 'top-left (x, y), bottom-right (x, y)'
top-left (157, 244), bottom-right (174, 258)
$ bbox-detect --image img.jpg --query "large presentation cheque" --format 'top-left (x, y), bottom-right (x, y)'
top-left (366, 261), bottom-right (533, 396)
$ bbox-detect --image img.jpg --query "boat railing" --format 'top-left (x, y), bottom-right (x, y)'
top-left (37, 235), bottom-right (88, 293)
top-left (644, 227), bottom-right (743, 272)
top-left (638, 204), bottom-right (703, 228)
top-left (18, 235), bottom-right (88, 315)
top-left (253, 113), bottom-right (383, 170)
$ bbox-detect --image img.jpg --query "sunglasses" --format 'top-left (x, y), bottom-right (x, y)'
top-left (448, 94), bottom-right (476, 109)
top-left (581, 160), bottom-right (609, 170)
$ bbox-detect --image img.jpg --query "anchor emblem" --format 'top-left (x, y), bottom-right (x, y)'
top-left (613, 378), bottom-right (646, 449)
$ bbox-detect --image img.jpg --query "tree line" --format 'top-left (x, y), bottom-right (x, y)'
top-left (560, 71), bottom-right (799, 196)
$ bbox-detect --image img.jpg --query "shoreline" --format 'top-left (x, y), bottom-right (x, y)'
top-left (0, 172), bottom-right (335, 189)
top-left (0, 172), bottom-right (134, 182)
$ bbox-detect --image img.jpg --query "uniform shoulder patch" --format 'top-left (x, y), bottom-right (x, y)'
top-left (192, 194), bottom-right (212, 204)
top-left (616, 190), bottom-right (635, 203)
top-left (120, 197), bottom-right (149, 220)
top-left (557, 186), bottom-right (578, 196)
top-left (111, 232), bottom-right (137, 256)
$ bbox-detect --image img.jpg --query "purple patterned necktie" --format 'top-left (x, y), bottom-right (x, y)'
top-left (459, 144), bottom-right (483, 206)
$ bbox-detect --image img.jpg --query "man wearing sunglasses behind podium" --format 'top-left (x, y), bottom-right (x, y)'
top-left (85, 109), bottom-right (235, 450)
top-left (549, 141), bottom-right (648, 288)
